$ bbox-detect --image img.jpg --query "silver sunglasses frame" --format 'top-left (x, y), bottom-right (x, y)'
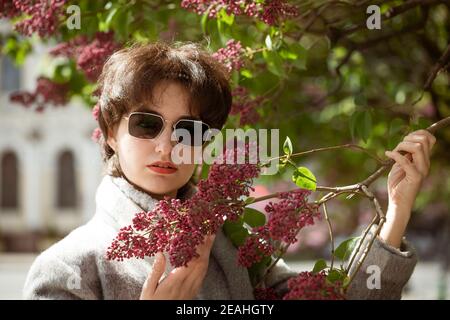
top-left (123, 111), bottom-right (212, 145)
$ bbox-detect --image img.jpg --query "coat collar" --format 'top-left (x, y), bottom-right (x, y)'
top-left (95, 175), bottom-right (154, 229)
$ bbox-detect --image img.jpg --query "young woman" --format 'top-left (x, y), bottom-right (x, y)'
top-left (23, 42), bottom-right (436, 300)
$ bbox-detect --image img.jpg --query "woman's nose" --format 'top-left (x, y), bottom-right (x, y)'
top-left (154, 125), bottom-right (177, 155)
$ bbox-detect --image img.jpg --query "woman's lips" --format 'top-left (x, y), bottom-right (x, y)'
top-left (146, 164), bottom-right (178, 174)
top-left (147, 161), bottom-right (178, 175)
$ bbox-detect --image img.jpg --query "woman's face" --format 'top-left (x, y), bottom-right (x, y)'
top-left (107, 81), bottom-right (201, 200)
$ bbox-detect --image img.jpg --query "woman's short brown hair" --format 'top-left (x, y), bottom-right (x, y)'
top-left (96, 41), bottom-right (232, 178)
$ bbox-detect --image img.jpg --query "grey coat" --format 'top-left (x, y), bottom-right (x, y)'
top-left (23, 175), bottom-right (417, 300)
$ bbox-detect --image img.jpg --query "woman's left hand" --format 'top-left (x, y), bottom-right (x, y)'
top-left (385, 129), bottom-right (436, 210)
top-left (380, 129), bottom-right (436, 248)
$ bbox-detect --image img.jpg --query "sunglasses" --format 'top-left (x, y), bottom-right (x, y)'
top-left (123, 112), bottom-right (211, 146)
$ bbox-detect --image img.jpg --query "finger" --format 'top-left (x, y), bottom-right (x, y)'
top-left (142, 252), bottom-right (167, 296)
top-left (392, 141), bottom-right (429, 175)
top-left (404, 134), bottom-right (430, 161)
top-left (407, 130), bottom-right (436, 148)
top-left (166, 235), bottom-right (216, 283)
top-left (152, 262), bottom-right (192, 297)
top-left (183, 259), bottom-right (210, 296)
top-left (182, 235), bottom-right (215, 279)
top-left (197, 234), bottom-right (216, 259)
top-left (165, 235), bottom-right (216, 298)
top-left (185, 273), bottom-right (207, 297)
top-left (385, 150), bottom-right (422, 182)
top-left (199, 234), bottom-right (216, 253)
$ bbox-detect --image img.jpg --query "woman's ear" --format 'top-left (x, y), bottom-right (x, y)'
top-left (106, 128), bottom-right (117, 153)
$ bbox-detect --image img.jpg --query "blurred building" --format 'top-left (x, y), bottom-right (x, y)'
top-left (0, 43), bottom-right (103, 252)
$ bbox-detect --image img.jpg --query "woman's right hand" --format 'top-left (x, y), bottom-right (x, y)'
top-left (139, 234), bottom-right (216, 300)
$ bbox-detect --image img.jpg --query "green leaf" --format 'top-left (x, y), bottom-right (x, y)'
top-left (410, 117), bottom-right (432, 131)
top-left (82, 15), bottom-right (99, 38)
top-left (217, 8), bottom-right (234, 26)
top-left (52, 64), bottom-right (72, 83)
top-left (349, 111), bottom-right (359, 141)
top-left (244, 197), bottom-right (255, 205)
top-left (292, 167), bottom-right (317, 191)
top-left (240, 69), bottom-right (253, 78)
top-left (200, 162), bottom-right (211, 180)
top-left (2, 37), bottom-right (32, 66)
top-left (350, 111), bottom-right (372, 142)
top-left (283, 136), bottom-right (293, 156)
top-left (243, 208), bottom-right (266, 228)
top-left (262, 50), bottom-right (284, 77)
top-left (248, 255), bottom-right (272, 283)
top-left (334, 237), bottom-right (360, 261)
top-left (312, 259), bottom-right (327, 273)
top-left (201, 11), bottom-right (209, 34)
top-left (279, 49), bottom-right (297, 60)
top-left (389, 118), bottom-right (405, 136)
top-left (360, 112), bottom-right (372, 143)
top-left (288, 43), bottom-right (307, 70)
top-left (223, 217), bottom-right (243, 237)
top-left (115, 8), bottom-right (130, 40)
top-left (326, 269), bottom-right (346, 283)
top-left (104, 6), bottom-right (119, 30)
top-left (229, 228), bottom-right (249, 246)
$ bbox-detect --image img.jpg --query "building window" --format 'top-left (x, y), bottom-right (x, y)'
top-left (56, 150), bottom-right (78, 209)
top-left (1, 150), bottom-right (19, 209)
top-left (1, 56), bottom-right (21, 92)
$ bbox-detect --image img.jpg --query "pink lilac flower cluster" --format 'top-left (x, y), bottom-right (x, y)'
top-left (0, 0), bottom-right (66, 37)
top-left (253, 287), bottom-right (281, 300)
top-left (91, 103), bottom-right (100, 121)
top-left (107, 142), bottom-right (261, 268)
top-left (237, 225), bottom-right (274, 268)
top-left (259, 0), bottom-right (299, 26)
top-left (91, 103), bottom-right (102, 143)
top-left (50, 31), bottom-right (121, 82)
top-left (237, 189), bottom-right (320, 268)
top-left (10, 76), bottom-right (69, 112)
top-left (231, 86), bottom-right (265, 126)
top-left (265, 189), bottom-right (321, 244)
top-left (212, 39), bottom-right (245, 73)
top-left (0, 0), bottom-right (20, 18)
top-left (91, 127), bottom-right (102, 143)
top-left (181, 0), bottom-right (257, 18)
top-left (283, 271), bottom-right (345, 300)
top-left (181, 0), bottom-right (298, 26)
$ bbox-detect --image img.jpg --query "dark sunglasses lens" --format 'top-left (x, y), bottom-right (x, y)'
top-left (175, 120), bottom-right (210, 146)
top-left (128, 113), bottom-right (164, 139)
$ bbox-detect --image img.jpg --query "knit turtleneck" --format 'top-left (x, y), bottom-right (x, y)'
top-left (109, 174), bottom-right (197, 212)
top-left (110, 175), bottom-right (158, 212)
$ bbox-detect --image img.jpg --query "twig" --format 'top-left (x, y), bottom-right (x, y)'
top-left (344, 186), bottom-right (386, 288)
top-left (265, 143), bottom-right (384, 165)
top-left (254, 242), bottom-right (289, 288)
top-left (322, 202), bottom-right (335, 270)
top-left (412, 42), bottom-right (450, 105)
